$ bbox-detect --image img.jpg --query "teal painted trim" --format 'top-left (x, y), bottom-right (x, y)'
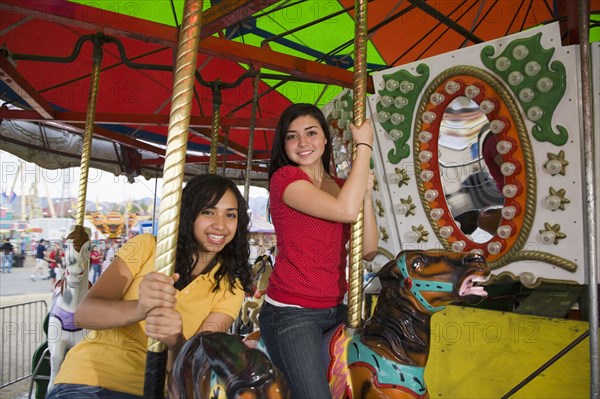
top-left (348, 333), bottom-right (426, 395)
top-left (396, 253), bottom-right (453, 312)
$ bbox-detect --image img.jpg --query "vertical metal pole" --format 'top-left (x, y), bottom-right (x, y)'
top-left (578, 1), bottom-right (599, 397)
top-left (347, 0), bottom-right (368, 330)
top-left (143, 1), bottom-right (203, 397)
top-left (75, 39), bottom-right (102, 226)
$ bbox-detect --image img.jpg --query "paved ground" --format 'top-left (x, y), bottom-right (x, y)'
top-left (1, 259), bottom-right (54, 399)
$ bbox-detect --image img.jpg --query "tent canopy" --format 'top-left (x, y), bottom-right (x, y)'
top-left (1, 0), bottom-right (594, 186)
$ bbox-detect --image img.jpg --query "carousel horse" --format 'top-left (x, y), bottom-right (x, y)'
top-left (46, 225), bottom-right (92, 388)
top-left (241, 254), bottom-right (274, 327)
top-left (168, 250), bottom-right (490, 399)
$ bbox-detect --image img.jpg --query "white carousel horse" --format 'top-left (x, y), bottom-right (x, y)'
top-left (46, 225), bottom-right (92, 388)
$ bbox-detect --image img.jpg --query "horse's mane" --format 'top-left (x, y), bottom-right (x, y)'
top-left (65, 225), bottom-right (90, 252)
top-left (169, 332), bottom-right (286, 399)
top-left (362, 278), bottom-right (429, 366)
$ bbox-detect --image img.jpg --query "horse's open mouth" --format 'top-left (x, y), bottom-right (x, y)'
top-left (459, 274), bottom-right (489, 297)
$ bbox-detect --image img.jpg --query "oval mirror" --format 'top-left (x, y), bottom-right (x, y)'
top-left (438, 96), bottom-right (505, 243)
top-left (414, 66), bottom-right (535, 266)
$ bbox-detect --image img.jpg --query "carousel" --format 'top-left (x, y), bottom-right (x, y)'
top-left (0, 1), bottom-right (598, 398)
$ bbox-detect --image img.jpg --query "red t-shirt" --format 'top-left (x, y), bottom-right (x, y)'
top-left (266, 166), bottom-right (350, 308)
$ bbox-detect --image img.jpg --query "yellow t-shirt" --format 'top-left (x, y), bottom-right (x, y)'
top-left (53, 233), bottom-right (245, 396)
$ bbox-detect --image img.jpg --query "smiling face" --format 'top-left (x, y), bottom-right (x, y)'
top-left (193, 189), bottom-right (239, 260)
top-left (284, 114), bottom-right (328, 173)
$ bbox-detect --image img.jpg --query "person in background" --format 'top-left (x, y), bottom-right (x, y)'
top-left (259, 103), bottom-right (379, 398)
top-left (1, 238), bottom-right (14, 273)
top-left (47, 173), bottom-right (253, 399)
top-left (31, 239), bottom-right (47, 281)
top-left (90, 245), bottom-right (103, 283)
top-left (47, 242), bottom-right (64, 289)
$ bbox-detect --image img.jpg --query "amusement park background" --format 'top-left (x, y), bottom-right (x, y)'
top-left (0, 149), bottom-right (275, 257)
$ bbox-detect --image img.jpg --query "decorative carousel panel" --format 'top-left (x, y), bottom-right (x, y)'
top-left (321, 90), bottom-right (399, 271)
top-left (370, 23), bottom-right (585, 287)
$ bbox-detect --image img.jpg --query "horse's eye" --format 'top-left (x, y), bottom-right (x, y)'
top-left (411, 258), bottom-right (424, 271)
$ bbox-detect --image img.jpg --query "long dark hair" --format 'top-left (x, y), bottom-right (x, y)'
top-left (268, 103), bottom-right (333, 184)
top-left (174, 174), bottom-right (252, 293)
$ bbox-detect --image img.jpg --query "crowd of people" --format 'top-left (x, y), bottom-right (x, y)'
top-left (17, 238), bottom-right (121, 289)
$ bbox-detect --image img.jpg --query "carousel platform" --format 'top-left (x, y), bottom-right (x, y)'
top-left (425, 305), bottom-right (591, 398)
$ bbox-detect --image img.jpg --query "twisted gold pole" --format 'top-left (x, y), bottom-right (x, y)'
top-left (148, 0), bottom-right (203, 354)
top-left (75, 44), bottom-right (102, 226)
top-left (347, 0), bottom-right (368, 329)
top-left (208, 84), bottom-right (221, 174)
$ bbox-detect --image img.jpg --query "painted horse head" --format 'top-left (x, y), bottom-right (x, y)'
top-left (377, 249), bottom-right (490, 314)
top-left (62, 225), bottom-right (91, 290)
top-left (336, 250), bottom-right (491, 398)
top-left (168, 332), bottom-right (290, 399)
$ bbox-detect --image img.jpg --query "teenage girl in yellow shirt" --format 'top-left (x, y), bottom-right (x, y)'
top-left (47, 174), bottom-right (253, 399)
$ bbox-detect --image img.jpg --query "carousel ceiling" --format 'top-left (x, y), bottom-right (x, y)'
top-left (0, 0), bottom-right (594, 186)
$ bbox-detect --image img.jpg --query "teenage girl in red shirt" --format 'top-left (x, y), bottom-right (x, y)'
top-left (260, 103), bottom-right (379, 399)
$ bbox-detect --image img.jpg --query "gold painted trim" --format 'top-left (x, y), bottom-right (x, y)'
top-left (414, 66), bottom-right (536, 270)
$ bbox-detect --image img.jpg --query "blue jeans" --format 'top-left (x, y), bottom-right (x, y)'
top-left (46, 384), bottom-right (142, 399)
top-left (2, 253), bottom-right (12, 273)
top-left (258, 301), bottom-right (347, 399)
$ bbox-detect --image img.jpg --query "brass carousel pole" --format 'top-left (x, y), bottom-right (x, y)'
top-left (143, 1), bottom-right (203, 397)
top-left (74, 37), bottom-right (103, 226)
top-left (208, 81), bottom-right (221, 174)
top-left (347, 0), bottom-right (368, 330)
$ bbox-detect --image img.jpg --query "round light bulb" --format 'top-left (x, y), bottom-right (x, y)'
top-left (527, 106), bottom-right (544, 121)
top-left (385, 79), bottom-right (399, 91)
top-left (544, 159), bottom-right (563, 175)
top-left (430, 92), bottom-right (445, 105)
top-left (394, 96), bottom-right (408, 109)
top-left (490, 119), bottom-right (506, 134)
top-left (420, 170), bottom-right (434, 182)
top-left (496, 140), bottom-right (513, 154)
top-left (419, 150), bottom-right (433, 162)
top-left (377, 111), bottom-right (390, 123)
top-left (430, 208), bottom-right (444, 220)
top-left (513, 45), bottom-right (529, 60)
top-left (503, 184), bottom-right (519, 198)
top-left (525, 61), bottom-right (541, 76)
top-left (380, 95), bottom-right (393, 107)
top-left (545, 195), bottom-right (562, 211)
top-left (519, 87), bottom-right (535, 102)
top-left (487, 241), bottom-right (502, 255)
top-left (537, 77), bottom-right (553, 93)
top-left (424, 189), bottom-right (439, 201)
top-left (399, 81), bottom-right (414, 93)
top-left (452, 240), bottom-right (466, 252)
top-left (464, 85), bottom-right (480, 99)
top-left (445, 80), bottom-right (460, 94)
top-left (497, 225), bottom-right (512, 239)
top-left (390, 113), bottom-right (404, 125)
top-left (418, 131), bottom-right (433, 143)
top-left (540, 231), bottom-right (556, 245)
top-left (501, 206), bottom-right (517, 220)
top-left (479, 100), bottom-right (495, 114)
top-left (422, 111), bottom-right (436, 124)
top-left (495, 57), bottom-right (511, 71)
top-left (500, 162), bottom-right (517, 176)
top-left (508, 71), bottom-right (524, 86)
top-left (439, 226), bottom-right (453, 238)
